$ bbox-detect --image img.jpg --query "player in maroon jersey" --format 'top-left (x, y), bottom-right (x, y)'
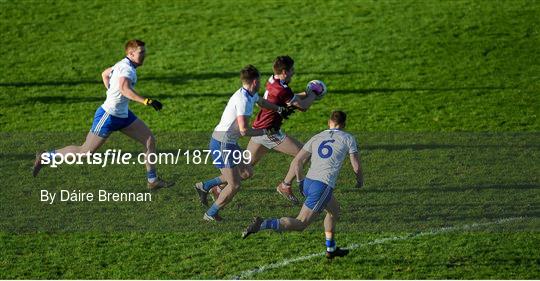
top-left (196, 56), bottom-right (325, 204)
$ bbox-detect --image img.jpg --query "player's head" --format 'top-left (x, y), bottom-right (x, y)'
top-left (273, 55), bottom-right (295, 83)
top-left (125, 39), bottom-right (146, 66)
top-left (328, 110), bottom-right (346, 129)
top-left (240, 64), bottom-right (261, 94)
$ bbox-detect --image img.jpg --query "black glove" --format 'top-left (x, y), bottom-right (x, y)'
top-left (144, 98), bottom-right (163, 111)
top-left (278, 106), bottom-right (296, 119)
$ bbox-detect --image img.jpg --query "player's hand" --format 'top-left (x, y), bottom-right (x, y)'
top-left (277, 106), bottom-right (295, 119)
top-left (263, 127), bottom-right (279, 135)
top-left (144, 98), bottom-right (163, 111)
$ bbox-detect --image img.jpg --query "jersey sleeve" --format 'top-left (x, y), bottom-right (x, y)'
top-left (349, 136), bottom-right (359, 154)
top-left (235, 96), bottom-right (253, 116)
top-left (116, 65), bottom-right (136, 81)
top-left (302, 136), bottom-right (316, 153)
top-left (280, 87), bottom-right (295, 105)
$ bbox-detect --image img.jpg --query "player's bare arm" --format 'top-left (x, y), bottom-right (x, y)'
top-left (101, 67), bottom-right (112, 89)
top-left (119, 77), bottom-right (162, 111)
top-left (257, 98), bottom-right (281, 111)
top-left (289, 92), bottom-right (317, 112)
top-left (290, 148), bottom-right (311, 181)
top-left (237, 115), bottom-right (265, 137)
top-left (119, 76), bottom-right (145, 103)
top-left (350, 152), bottom-right (363, 188)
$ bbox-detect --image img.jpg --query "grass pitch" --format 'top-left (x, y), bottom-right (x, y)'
top-left (0, 0), bottom-right (539, 279)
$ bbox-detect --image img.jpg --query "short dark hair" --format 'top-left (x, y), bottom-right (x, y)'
top-left (273, 55), bottom-right (294, 74)
top-left (330, 110), bottom-right (347, 126)
top-left (240, 64), bottom-right (260, 83)
top-left (125, 39), bottom-right (145, 53)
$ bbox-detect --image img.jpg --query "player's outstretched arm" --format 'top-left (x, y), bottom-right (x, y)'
top-left (289, 92), bottom-right (317, 112)
top-left (257, 99), bottom-right (294, 119)
top-left (119, 76), bottom-right (146, 103)
top-left (101, 67), bottom-right (113, 89)
top-left (119, 77), bottom-right (163, 111)
top-left (257, 98), bottom-right (281, 111)
top-left (237, 115), bottom-right (265, 137)
top-left (350, 152), bottom-right (364, 188)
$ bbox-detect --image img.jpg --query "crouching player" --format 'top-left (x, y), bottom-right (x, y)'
top-left (194, 65), bottom-right (292, 222)
top-left (241, 111), bottom-right (363, 259)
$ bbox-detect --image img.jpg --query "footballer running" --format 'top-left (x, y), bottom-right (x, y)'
top-left (32, 39), bottom-right (174, 190)
top-left (194, 65), bottom-right (293, 222)
top-left (196, 55), bottom-right (326, 204)
top-left (242, 111), bottom-right (363, 259)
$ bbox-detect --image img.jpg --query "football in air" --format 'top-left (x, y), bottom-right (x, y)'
top-left (306, 80), bottom-right (327, 100)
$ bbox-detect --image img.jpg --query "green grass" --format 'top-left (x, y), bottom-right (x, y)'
top-left (0, 0), bottom-right (539, 279)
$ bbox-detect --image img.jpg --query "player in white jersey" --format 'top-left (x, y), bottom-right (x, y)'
top-left (241, 111), bottom-right (363, 259)
top-left (32, 39), bottom-right (173, 190)
top-left (194, 65), bottom-right (292, 222)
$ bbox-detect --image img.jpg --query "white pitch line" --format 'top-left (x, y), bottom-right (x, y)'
top-left (231, 217), bottom-right (524, 280)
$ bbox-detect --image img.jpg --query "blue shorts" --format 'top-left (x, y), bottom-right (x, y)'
top-left (90, 107), bottom-right (138, 138)
top-left (209, 138), bottom-right (243, 169)
top-left (302, 178), bottom-right (333, 212)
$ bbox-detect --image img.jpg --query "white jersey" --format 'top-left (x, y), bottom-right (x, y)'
top-left (212, 88), bottom-right (259, 143)
top-left (101, 57), bottom-right (138, 118)
top-left (304, 129), bottom-right (358, 188)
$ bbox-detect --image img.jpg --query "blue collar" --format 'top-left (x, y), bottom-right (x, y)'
top-left (241, 87), bottom-right (256, 97)
top-left (125, 56), bottom-right (139, 68)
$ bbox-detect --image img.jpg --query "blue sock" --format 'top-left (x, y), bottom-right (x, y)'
top-left (326, 239), bottom-right (336, 252)
top-left (147, 169), bottom-right (157, 183)
top-left (259, 218), bottom-right (280, 231)
top-left (206, 203), bottom-right (220, 217)
top-left (202, 177), bottom-right (223, 192)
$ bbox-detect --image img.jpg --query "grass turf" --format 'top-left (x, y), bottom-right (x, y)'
top-left (0, 0), bottom-right (539, 279)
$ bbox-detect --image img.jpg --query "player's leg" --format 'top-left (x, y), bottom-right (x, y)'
top-left (201, 163), bottom-right (252, 201)
top-left (273, 135), bottom-right (303, 156)
top-left (246, 137), bottom-right (269, 166)
top-left (323, 195), bottom-right (348, 259)
top-left (203, 166), bottom-right (242, 222)
top-left (196, 147), bottom-right (254, 196)
top-left (33, 132), bottom-right (109, 177)
top-left (242, 178), bottom-right (331, 238)
top-left (242, 202), bottom-right (319, 238)
top-left (33, 108), bottom-right (111, 177)
top-left (120, 118), bottom-right (173, 190)
top-left (202, 136), bottom-right (271, 193)
top-left (57, 132), bottom-right (108, 155)
top-left (275, 135), bottom-right (304, 204)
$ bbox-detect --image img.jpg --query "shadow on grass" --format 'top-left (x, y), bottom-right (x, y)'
top-left (364, 143), bottom-right (540, 150)
top-left (353, 183), bottom-right (540, 194)
top-left (27, 93), bottom-right (180, 104)
top-left (332, 86), bottom-right (510, 95)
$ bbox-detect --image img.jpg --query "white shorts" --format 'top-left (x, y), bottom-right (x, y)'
top-left (251, 130), bottom-right (287, 149)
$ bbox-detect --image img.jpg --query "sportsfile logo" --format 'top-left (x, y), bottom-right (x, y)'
top-left (40, 149), bottom-right (252, 167)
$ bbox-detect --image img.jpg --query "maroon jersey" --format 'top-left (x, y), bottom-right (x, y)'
top-left (253, 75), bottom-right (294, 129)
